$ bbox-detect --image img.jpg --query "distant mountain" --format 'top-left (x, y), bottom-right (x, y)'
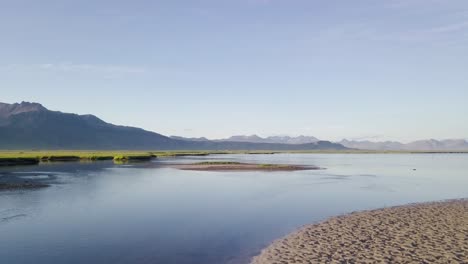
top-left (225, 135), bottom-right (265, 143)
top-left (404, 139), bottom-right (468, 151)
top-left (339, 139), bottom-right (468, 151)
top-left (0, 102), bottom-right (347, 150)
top-left (268, 135), bottom-right (319, 144)
top-left (170, 136), bottom-right (210, 142)
top-left (339, 139), bottom-right (404, 151)
top-left (215, 135), bottom-right (320, 144)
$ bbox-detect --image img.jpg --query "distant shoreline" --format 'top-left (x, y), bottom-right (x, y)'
top-left (251, 199), bottom-right (468, 263)
top-left (1, 150), bottom-right (467, 167)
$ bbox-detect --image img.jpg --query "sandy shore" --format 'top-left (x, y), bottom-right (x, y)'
top-left (251, 199), bottom-right (468, 263)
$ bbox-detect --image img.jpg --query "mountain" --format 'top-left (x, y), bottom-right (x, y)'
top-left (0, 102), bottom-right (176, 149)
top-left (0, 102), bottom-right (347, 150)
top-left (339, 139), bottom-right (404, 151)
top-left (0, 102), bottom-right (46, 118)
top-left (225, 135), bottom-right (265, 143)
top-left (404, 139), bottom-right (468, 151)
top-left (212, 135), bottom-right (320, 144)
top-left (170, 136), bottom-right (210, 142)
top-left (339, 139), bottom-right (468, 151)
top-left (267, 135), bottom-right (319, 144)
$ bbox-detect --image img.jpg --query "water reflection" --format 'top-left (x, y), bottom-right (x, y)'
top-left (0, 154), bottom-right (467, 264)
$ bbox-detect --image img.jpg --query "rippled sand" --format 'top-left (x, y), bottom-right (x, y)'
top-left (252, 199), bottom-right (468, 263)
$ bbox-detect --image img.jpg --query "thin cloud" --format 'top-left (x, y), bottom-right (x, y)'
top-left (386, 0), bottom-right (450, 9)
top-left (320, 19), bottom-right (468, 47)
top-left (37, 63), bottom-right (148, 74)
top-left (429, 21), bottom-right (468, 33)
top-left (246, 0), bottom-right (274, 5)
top-left (2, 63), bottom-right (148, 75)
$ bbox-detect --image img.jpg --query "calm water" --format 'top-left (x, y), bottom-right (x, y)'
top-left (1, 154), bottom-right (467, 264)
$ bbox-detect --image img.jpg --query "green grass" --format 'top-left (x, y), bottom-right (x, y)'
top-left (0, 151), bottom-right (156, 165)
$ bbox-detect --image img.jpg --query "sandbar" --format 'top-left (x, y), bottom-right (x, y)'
top-left (173, 162), bottom-right (319, 171)
top-left (251, 199), bottom-right (468, 263)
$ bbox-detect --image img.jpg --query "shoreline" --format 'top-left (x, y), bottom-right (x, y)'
top-left (1, 150), bottom-right (467, 167)
top-left (251, 199), bottom-right (468, 263)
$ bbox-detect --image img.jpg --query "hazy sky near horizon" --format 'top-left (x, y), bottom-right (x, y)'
top-left (1, 0), bottom-right (467, 142)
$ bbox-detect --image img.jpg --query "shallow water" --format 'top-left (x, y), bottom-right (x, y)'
top-left (1, 154), bottom-right (467, 264)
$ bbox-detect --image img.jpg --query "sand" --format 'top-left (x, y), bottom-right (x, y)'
top-left (251, 199), bottom-right (468, 264)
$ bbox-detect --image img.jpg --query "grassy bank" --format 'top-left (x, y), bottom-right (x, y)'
top-left (1, 149), bottom-right (467, 166)
top-left (0, 150), bottom-right (244, 166)
top-left (0, 157), bottom-right (40, 166)
top-left (0, 151), bottom-right (156, 166)
top-left (0, 150), bottom-right (265, 166)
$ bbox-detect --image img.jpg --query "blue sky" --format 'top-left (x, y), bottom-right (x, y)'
top-left (1, 0), bottom-right (467, 142)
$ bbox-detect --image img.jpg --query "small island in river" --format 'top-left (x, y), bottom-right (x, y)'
top-left (173, 161), bottom-right (319, 171)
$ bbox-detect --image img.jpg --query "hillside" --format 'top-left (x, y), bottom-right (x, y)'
top-left (0, 102), bottom-right (347, 151)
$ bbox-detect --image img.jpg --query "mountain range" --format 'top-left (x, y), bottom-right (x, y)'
top-left (339, 139), bottom-right (468, 151)
top-left (0, 102), bottom-right (346, 150)
top-left (1, 102), bottom-right (466, 151)
top-left (170, 135), bottom-right (319, 144)
top-left (172, 135), bottom-right (468, 151)
top-left (223, 135), bottom-right (319, 144)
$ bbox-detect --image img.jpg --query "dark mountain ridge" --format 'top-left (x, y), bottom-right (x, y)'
top-left (0, 102), bottom-right (347, 150)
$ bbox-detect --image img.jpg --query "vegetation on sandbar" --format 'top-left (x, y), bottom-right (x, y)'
top-left (193, 161), bottom-right (242, 165)
top-left (258, 164), bottom-right (295, 169)
top-left (174, 161), bottom-right (316, 171)
top-left (191, 161), bottom-right (296, 169)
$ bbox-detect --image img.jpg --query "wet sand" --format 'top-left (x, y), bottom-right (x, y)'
top-left (251, 199), bottom-right (468, 263)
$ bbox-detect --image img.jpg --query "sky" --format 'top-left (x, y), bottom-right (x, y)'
top-left (1, 0), bottom-right (467, 142)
